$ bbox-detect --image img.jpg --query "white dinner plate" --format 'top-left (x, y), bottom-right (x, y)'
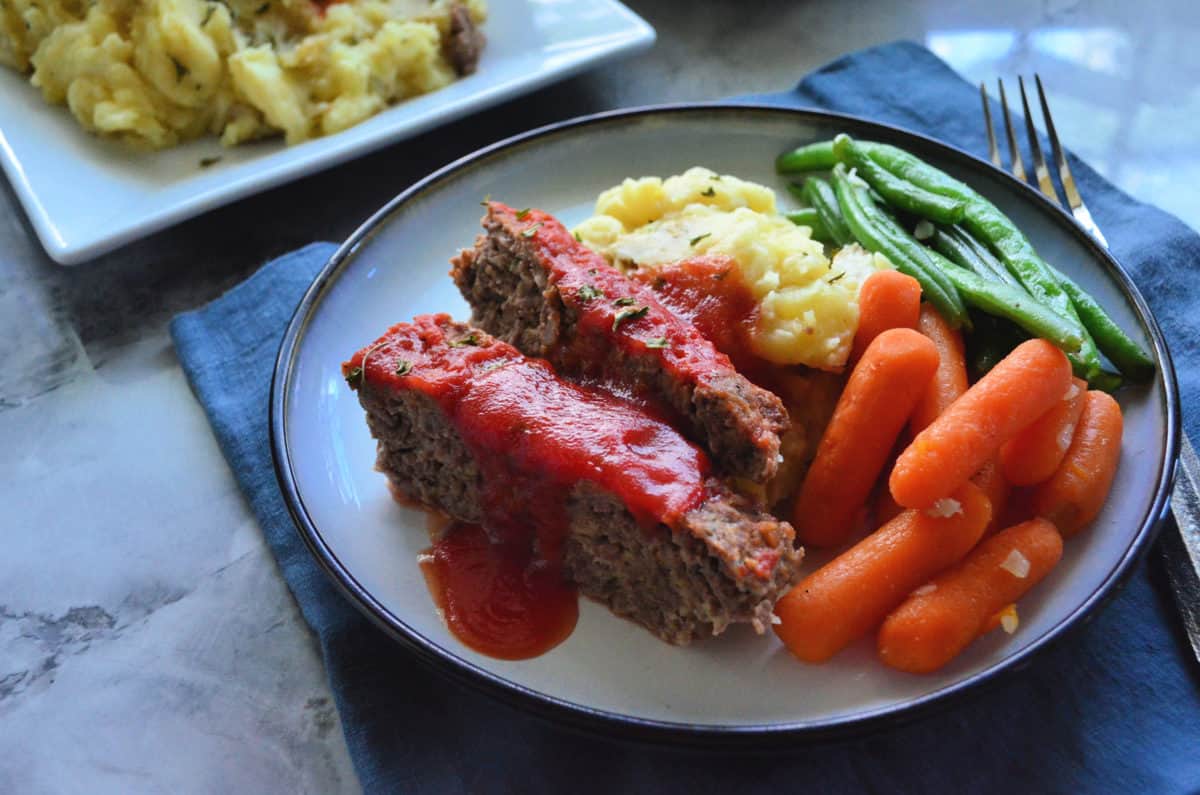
top-left (0, 0), bottom-right (653, 265)
top-left (270, 105), bottom-right (1178, 741)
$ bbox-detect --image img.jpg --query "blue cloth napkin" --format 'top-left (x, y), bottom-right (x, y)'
top-left (172, 41), bottom-right (1200, 794)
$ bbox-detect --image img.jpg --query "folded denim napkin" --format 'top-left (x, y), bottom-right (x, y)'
top-left (172, 40), bottom-right (1200, 794)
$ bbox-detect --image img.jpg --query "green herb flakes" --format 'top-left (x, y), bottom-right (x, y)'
top-left (449, 333), bottom-right (481, 348)
top-left (645, 337), bottom-right (669, 349)
top-left (394, 360), bottom-right (413, 376)
top-left (612, 306), bottom-right (649, 332)
top-left (613, 296), bottom-right (636, 307)
top-left (520, 222), bottom-right (543, 238)
top-left (577, 285), bottom-right (604, 302)
top-left (689, 232), bottom-right (711, 247)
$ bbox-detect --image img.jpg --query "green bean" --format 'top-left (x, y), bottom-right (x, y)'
top-left (930, 226), bottom-right (996, 280)
top-left (968, 314), bottom-right (1027, 379)
top-left (801, 177), bottom-right (853, 246)
top-left (1048, 265), bottom-right (1154, 381)
top-left (1090, 370), bottom-right (1125, 394)
top-left (785, 207), bottom-right (834, 244)
top-left (830, 165), bottom-right (966, 327)
top-left (859, 141), bottom-right (1104, 380)
top-left (942, 225), bottom-right (1022, 288)
top-left (832, 134), bottom-right (967, 225)
top-left (776, 140), bottom-right (838, 174)
top-left (925, 248), bottom-right (1084, 353)
top-left (858, 192), bottom-right (969, 323)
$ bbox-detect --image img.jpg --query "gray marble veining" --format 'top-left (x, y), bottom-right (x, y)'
top-left (3, 0), bottom-right (1199, 792)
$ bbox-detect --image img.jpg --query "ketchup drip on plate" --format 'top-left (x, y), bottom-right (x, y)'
top-left (355, 315), bottom-right (710, 660)
top-left (420, 523), bottom-right (578, 661)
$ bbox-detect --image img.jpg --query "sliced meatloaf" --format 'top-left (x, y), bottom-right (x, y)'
top-left (450, 202), bottom-right (788, 484)
top-left (343, 314), bottom-right (801, 644)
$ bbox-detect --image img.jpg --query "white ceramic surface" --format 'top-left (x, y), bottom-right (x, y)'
top-left (275, 106), bottom-right (1174, 733)
top-left (0, 0), bottom-right (653, 265)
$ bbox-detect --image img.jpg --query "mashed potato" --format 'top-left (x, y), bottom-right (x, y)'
top-left (575, 166), bottom-right (890, 371)
top-left (0, 0), bottom-right (486, 148)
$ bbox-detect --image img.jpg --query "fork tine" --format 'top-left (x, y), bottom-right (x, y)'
top-left (997, 79), bottom-right (1027, 183)
top-left (1034, 74), bottom-right (1108, 247)
top-left (1018, 76), bottom-right (1060, 202)
top-left (980, 83), bottom-right (1002, 168)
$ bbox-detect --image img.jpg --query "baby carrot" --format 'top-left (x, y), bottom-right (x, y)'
top-left (849, 270), bottom-right (923, 363)
top-left (1000, 377), bottom-right (1088, 486)
top-left (890, 338), bottom-right (1072, 509)
top-left (1032, 390), bottom-right (1124, 536)
top-left (775, 481), bottom-right (992, 663)
top-left (794, 328), bottom-right (939, 547)
top-left (972, 457), bottom-right (1010, 535)
top-left (877, 518), bottom-right (1063, 674)
top-left (909, 303), bottom-right (969, 433)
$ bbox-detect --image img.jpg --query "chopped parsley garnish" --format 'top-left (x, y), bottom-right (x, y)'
top-left (520, 222), bottom-right (543, 238)
top-left (449, 333), bottom-right (481, 347)
top-left (344, 366), bottom-right (363, 388)
top-left (613, 296), bottom-right (636, 307)
top-left (199, 155), bottom-right (221, 168)
top-left (709, 174), bottom-right (722, 181)
top-left (577, 284), bottom-right (604, 302)
top-left (515, 208), bottom-right (531, 220)
top-left (827, 271), bottom-right (846, 284)
top-left (700, 186), bottom-right (717, 197)
top-left (573, 231), bottom-right (583, 242)
top-left (612, 305), bottom-right (649, 332)
top-left (394, 360), bottom-right (413, 376)
top-left (689, 232), bottom-right (711, 247)
top-left (645, 337), bottom-right (669, 349)
top-left (480, 194), bottom-right (491, 206)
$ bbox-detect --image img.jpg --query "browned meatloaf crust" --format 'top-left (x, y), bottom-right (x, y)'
top-left (450, 202), bottom-right (789, 484)
top-left (345, 315), bottom-right (802, 644)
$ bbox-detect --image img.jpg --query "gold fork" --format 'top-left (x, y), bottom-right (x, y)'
top-left (982, 76), bottom-right (1200, 666)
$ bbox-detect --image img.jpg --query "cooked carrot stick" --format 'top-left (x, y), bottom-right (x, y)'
top-left (793, 328), bottom-right (939, 547)
top-left (1032, 390), bottom-right (1124, 536)
top-left (972, 457), bottom-right (1010, 535)
top-left (775, 481), bottom-right (992, 663)
top-left (909, 303), bottom-right (968, 434)
top-left (849, 270), bottom-right (923, 363)
top-left (877, 518), bottom-right (1063, 674)
top-left (1000, 377), bottom-right (1088, 486)
top-left (890, 338), bottom-right (1072, 509)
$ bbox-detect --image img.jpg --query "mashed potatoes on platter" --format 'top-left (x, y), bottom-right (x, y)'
top-left (574, 166), bottom-right (891, 371)
top-left (0, 0), bottom-right (486, 148)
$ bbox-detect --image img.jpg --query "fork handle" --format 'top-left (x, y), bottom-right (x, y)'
top-left (1163, 434), bottom-right (1200, 664)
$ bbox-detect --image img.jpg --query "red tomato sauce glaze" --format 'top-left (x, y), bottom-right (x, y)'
top-left (346, 314), bottom-right (711, 658)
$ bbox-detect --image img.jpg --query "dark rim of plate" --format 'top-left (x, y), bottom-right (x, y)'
top-left (269, 103), bottom-right (1180, 747)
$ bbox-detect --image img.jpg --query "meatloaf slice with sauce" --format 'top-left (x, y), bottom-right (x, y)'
top-left (450, 202), bottom-right (788, 484)
top-left (343, 314), bottom-right (801, 644)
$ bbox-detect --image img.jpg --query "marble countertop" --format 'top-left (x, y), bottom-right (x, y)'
top-left (4, 0), bottom-right (1198, 791)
